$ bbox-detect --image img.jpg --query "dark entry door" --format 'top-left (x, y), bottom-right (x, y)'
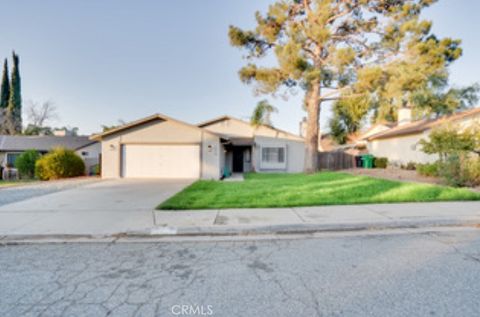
top-left (232, 148), bottom-right (244, 172)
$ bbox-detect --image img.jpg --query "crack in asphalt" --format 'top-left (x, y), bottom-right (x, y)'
top-left (1, 229), bottom-right (480, 316)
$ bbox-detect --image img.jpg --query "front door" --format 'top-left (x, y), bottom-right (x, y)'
top-left (232, 148), bottom-right (244, 173)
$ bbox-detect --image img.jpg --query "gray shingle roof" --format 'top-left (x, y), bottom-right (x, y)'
top-left (0, 135), bottom-right (94, 152)
top-left (367, 107), bottom-right (480, 141)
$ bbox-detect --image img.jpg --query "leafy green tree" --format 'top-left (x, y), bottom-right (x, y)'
top-left (420, 125), bottom-right (479, 161)
top-left (419, 125), bottom-right (480, 187)
top-left (250, 100), bottom-right (278, 126)
top-left (6, 51), bottom-right (22, 134)
top-left (328, 116), bottom-right (347, 145)
top-left (15, 149), bottom-right (41, 179)
top-left (329, 95), bottom-right (370, 144)
top-left (101, 119), bottom-right (126, 132)
top-left (23, 124), bottom-right (53, 136)
top-left (229, 0), bottom-right (462, 172)
top-left (411, 77), bottom-right (479, 118)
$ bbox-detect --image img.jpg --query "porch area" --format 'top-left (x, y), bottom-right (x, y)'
top-left (221, 137), bottom-right (254, 178)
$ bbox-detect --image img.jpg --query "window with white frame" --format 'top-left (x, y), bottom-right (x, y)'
top-left (260, 146), bottom-right (287, 170)
top-left (262, 147), bottom-right (285, 163)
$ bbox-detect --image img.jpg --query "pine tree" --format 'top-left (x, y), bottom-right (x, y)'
top-left (7, 51), bottom-right (21, 134)
top-left (229, 0), bottom-right (462, 172)
top-left (0, 59), bottom-right (9, 134)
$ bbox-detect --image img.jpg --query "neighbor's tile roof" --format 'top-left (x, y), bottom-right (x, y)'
top-left (0, 135), bottom-right (94, 152)
top-left (367, 107), bottom-right (480, 141)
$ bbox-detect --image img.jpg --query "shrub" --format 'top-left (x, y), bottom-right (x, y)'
top-left (462, 158), bottom-right (480, 187)
top-left (407, 162), bottom-right (417, 170)
top-left (401, 161), bottom-right (417, 170)
top-left (417, 162), bottom-right (439, 177)
top-left (436, 155), bottom-right (480, 187)
top-left (420, 125), bottom-right (478, 160)
top-left (35, 147), bottom-right (85, 180)
top-left (417, 123), bottom-right (480, 187)
top-left (374, 157), bottom-right (388, 169)
top-left (440, 154), bottom-right (464, 187)
top-left (92, 164), bottom-right (101, 176)
top-left (14, 150), bottom-right (41, 179)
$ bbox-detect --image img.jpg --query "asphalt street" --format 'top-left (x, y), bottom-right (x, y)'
top-left (1, 228), bottom-right (480, 317)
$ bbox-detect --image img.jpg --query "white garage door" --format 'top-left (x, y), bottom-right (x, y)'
top-left (122, 144), bottom-right (200, 179)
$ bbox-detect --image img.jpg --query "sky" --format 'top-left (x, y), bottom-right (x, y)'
top-left (0, 0), bottom-right (479, 135)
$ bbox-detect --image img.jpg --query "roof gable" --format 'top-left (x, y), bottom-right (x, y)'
top-left (368, 107), bottom-right (480, 141)
top-left (199, 116), bottom-right (255, 138)
top-left (91, 113), bottom-right (219, 141)
top-left (199, 115), bottom-right (304, 141)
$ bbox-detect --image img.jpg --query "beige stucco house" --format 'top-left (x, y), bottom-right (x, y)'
top-left (365, 107), bottom-right (480, 165)
top-left (90, 113), bottom-right (305, 180)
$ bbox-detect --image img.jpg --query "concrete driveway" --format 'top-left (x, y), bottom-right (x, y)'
top-left (0, 179), bottom-right (192, 236)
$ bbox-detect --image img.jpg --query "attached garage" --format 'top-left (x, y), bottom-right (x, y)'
top-left (121, 144), bottom-right (200, 179)
top-left (90, 114), bottom-right (222, 180)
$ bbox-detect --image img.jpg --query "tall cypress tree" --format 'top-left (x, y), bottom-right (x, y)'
top-left (0, 59), bottom-right (9, 134)
top-left (0, 59), bottom-right (9, 109)
top-left (7, 51), bottom-right (21, 134)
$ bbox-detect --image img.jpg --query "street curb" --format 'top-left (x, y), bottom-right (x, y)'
top-left (144, 218), bottom-right (480, 236)
top-left (1, 218), bottom-right (479, 245)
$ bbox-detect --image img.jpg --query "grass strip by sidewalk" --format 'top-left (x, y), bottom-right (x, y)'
top-left (0, 180), bottom-right (37, 188)
top-left (158, 172), bottom-right (480, 210)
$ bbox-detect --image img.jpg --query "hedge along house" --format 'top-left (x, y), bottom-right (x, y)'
top-left (90, 113), bottom-right (305, 180)
top-left (364, 107), bottom-right (480, 165)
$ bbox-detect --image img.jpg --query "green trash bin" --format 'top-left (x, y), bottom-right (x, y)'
top-left (362, 154), bottom-right (374, 169)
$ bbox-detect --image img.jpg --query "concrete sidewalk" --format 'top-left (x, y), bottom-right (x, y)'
top-left (1, 202), bottom-right (480, 240)
top-left (151, 202), bottom-right (480, 236)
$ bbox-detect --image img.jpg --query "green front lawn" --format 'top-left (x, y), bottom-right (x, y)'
top-left (158, 172), bottom-right (480, 210)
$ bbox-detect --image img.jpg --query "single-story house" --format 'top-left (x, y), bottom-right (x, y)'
top-left (90, 113), bottom-right (305, 179)
top-left (364, 107), bottom-right (480, 165)
top-left (0, 135), bottom-right (100, 175)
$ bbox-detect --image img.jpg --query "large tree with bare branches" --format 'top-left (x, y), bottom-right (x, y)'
top-left (229, 0), bottom-right (462, 172)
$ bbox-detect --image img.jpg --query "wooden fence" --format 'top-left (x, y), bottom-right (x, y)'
top-left (318, 151), bottom-right (356, 171)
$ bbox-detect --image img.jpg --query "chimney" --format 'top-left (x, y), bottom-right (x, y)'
top-left (53, 129), bottom-right (67, 137)
top-left (398, 107), bottom-right (412, 126)
top-left (299, 117), bottom-right (307, 137)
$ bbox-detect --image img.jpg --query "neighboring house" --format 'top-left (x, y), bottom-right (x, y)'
top-left (318, 133), bottom-right (336, 152)
top-left (75, 141), bottom-right (102, 174)
top-left (364, 107), bottom-right (480, 165)
top-left (359, 122), bottom-right (396, 141)
top-left (0, 135), bottom-right (100, 175)
top-left (90, 113), bottom-right (305, 180)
